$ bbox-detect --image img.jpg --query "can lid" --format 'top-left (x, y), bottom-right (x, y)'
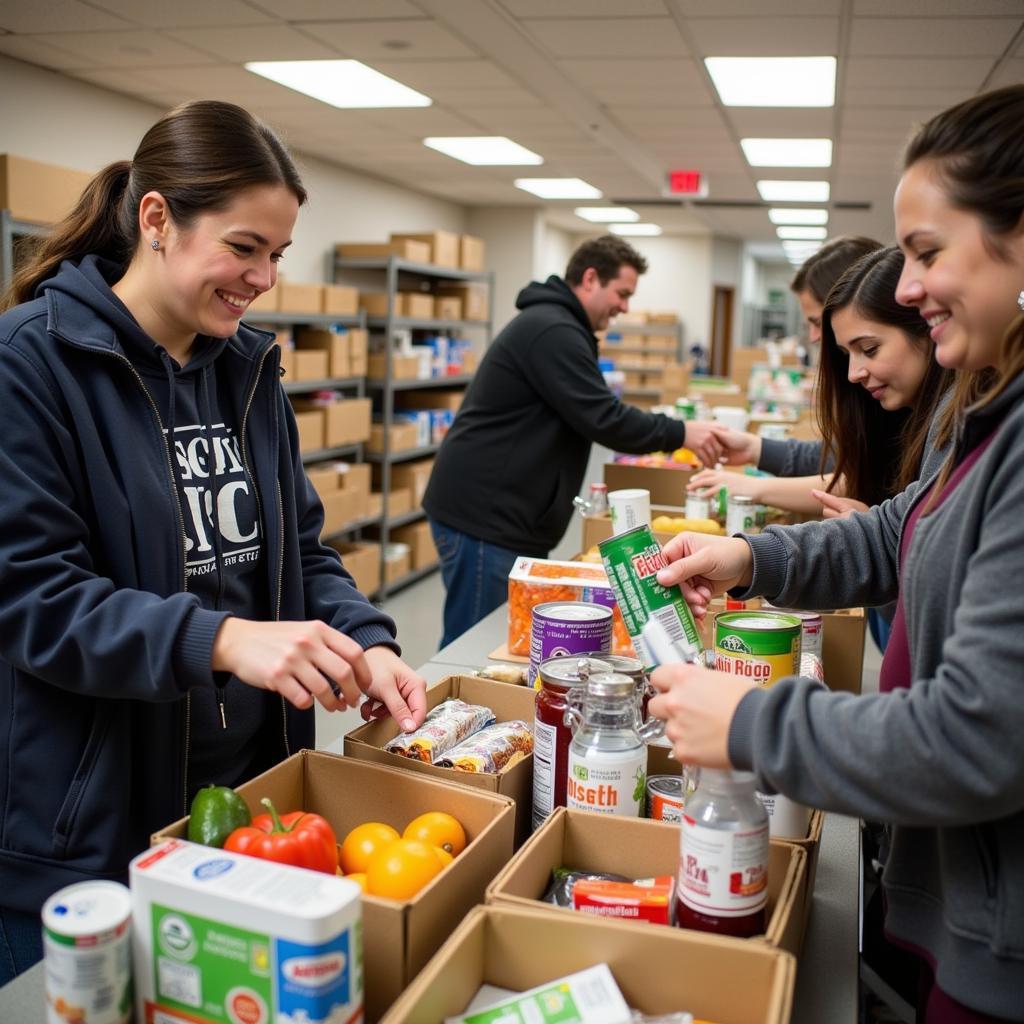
top-left (590, 482), bottom-right (608, 492)
top-left (574, 651), bottom-right (644, 679)
top-left (597, 523), bottom-right (653, 550)
top-left (729, 494), bottom-right (754, 505)
top-left (585, 671), bottom-right (636, 698)
top-left (539, 655), bottom-right (614, 688)
top-left (533, 601), bottom-right (613, 623)
top-left (42, 881), bottom-right (131, 936)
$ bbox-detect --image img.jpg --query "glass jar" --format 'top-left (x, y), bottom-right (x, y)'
top-left (576, 652), bottom-right (648, 719)
top-left (588, 483), bottom-right (608, 517)
top-left (563, 673), bottom-right (664, 818)
top-left (676, 768), bottom-right (769, 938)
top-left (725, 494), bottom-right (760, 535)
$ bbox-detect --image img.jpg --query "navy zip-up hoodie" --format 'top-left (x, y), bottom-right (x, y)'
top-left (0, 257), bottom-right (398, 912)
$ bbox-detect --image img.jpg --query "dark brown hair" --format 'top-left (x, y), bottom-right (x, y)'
top-left (817, 247), bottom-right (954, 507)
top-left (565, 234), bottom-right (648, 286)
top-left (3, 100), bottom-right (306, 309)
top-left (791, 236), bottom-right (882, 303)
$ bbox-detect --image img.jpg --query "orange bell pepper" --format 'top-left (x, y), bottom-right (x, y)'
top-left (224, 797), bottom-right (339, 875)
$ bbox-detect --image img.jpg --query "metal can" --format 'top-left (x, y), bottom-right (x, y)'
top-left (757, 423), bottom-right (789, 441)
top-left (684, 493), bottom-right (711, 521)
top-left (763, 605), bottom-right (822, 661)
top-left (597, 525), bottom-right (702, 669)
top-left (725, 493), bottom-right (760, 535)
top-left (646, 775), bottom-right (685, 821)
top-left (674, 398), bottom-right (697, 421)
top-left (43, 880), bottom-right (132, 1024)
top-left (528, 601), bottom-right (612, 688)
top-left (714, 611), bottom-right (802, 687)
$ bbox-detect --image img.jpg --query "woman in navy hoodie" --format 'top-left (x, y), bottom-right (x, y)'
top-left (0, 100), bottom-right (426, 981)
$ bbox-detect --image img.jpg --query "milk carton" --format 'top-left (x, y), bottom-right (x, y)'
top-left (131, 839), bottom-right (362, 1024)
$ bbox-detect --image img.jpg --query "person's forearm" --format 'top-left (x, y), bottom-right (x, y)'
top-left (751, 475), bottom-right (836, 515)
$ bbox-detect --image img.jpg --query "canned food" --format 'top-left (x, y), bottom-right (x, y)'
top-left (576, 651), bottom-right (649, 717)
top-left (43, 881), bottom-right (132, 1024)
top-left (528, 601), bottom-right (612, 688)
top-left (763, 605), bottom-right (823, 660)
top-left (675, 398), bottom-right (697, 421)
top-left (714, 611), bottom-right (802, 687)
top-left (725, 494), bottom-right (761, 536)
top-left (646, 775), bottom-right (684, 822)
top-left (684, 494), bottom-right (711, 521)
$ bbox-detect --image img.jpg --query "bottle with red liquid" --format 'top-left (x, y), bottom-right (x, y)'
top-left (675, 768), bottom-right (769, 938)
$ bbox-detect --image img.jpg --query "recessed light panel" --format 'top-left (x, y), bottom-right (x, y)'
top-left (777, 226), bottom-right (828, 240)
top-left (423, 136), bottom-right (542, 165)
top-left (574, 207), bottom-right (639, 223)
top-left (514, 178), bottom-right (602, 199)
top-left (741, 138), bottom-right (832, 168)
top-left (757, 180), bottom-right (831, 203)
top-left (768, 208), bottom-right (829, 225)
top-left (610, 223), bottom-right (662, 236)
top-left (246, 60), bottom-right (431, 108)
top-left (705, 57), bottom-right (836, 107)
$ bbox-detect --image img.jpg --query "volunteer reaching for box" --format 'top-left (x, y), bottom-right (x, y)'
top-left (649, 86), bottom-right (1024, 1022)
top-left (0, 100), bottom-right (426, 983)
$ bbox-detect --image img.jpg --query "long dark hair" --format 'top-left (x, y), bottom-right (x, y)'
top-left (791, 236), bottom-right (882, 303)
top-left (817, 247), bottom-right (954, 507)
top-left (3, 100), bottom-right (307, 310)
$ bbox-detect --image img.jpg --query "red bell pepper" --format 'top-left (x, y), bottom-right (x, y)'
top-left (224, 798), bottom-right (339, 875)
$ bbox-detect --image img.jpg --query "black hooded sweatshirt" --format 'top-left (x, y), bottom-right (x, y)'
top-left (423, 276), bottom-right (687, 555)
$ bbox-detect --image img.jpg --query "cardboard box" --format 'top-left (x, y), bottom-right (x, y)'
top-left (459, 234), bottom-right (485, 272)
top-left (391, 520), bottom-right (438, 571)
top-left (384, 545), bottom-right (412, 583)
top-left (603, 461), bottom-right (696, 506)
top-left (649, 312), bottom-right (680, 325)
top-left (386, 487), bottom-right (413, 519)
top-left (321, 283), bottom-right (359, 317)
top-left (0, 154), bottom-right (92, 225)
top-left (394, 389), bottom-right (464, 413)
top-left (486, 808), bottom-right (807, 957)
top-left (339, 462), bottom-right (372, 494)
top-left (366, 423), bottom-right (420, 456)
top-left (349, 328), bottom-right (369, 377)
top-left (337, 239), bottom-right (431, 263)
top-left (320, 487), bottom-right (359, 536)
top-left (436, 283), bottom-right (489, 322)
top-left (330, 540), bottom-right (382, 595)
top-left (379, 903), bottom-right (796, 1024)
top-left (346, 675), bottom-right (535, 846)
top-left (154, 751), bottom-right (515, 1023)
top-left (398, 292), bottom-right (435, 319)
top-left (246, 283), bottom-right (279, 314)
top-left (277, 280), bottom-right (324, 315)
top-left (305, 464), bottom-right (339, 500)
top-left (368, 353), bottom-right (422, 381)
top-left (391, 230), bottom-right (460, 269)
top-left (382, 457), bottom-right (434, 508)
top-left (295, 326), bottom-right (350, 379)
top-left (368, 493), bottom-right (384, 520)
top-left (359, 293), bottom-right (391, 318)
top-left (293, 349), bottom-right (330, 382)
top-left (434, 295), bottom-right (463, 320)
top-left (303, 396), bottom-right (372, 447)
top-left (293, 409), bottom-right (325, 453)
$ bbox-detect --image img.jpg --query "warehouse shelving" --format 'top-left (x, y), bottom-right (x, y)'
top-left (0, 210), bottom-right (48, 290)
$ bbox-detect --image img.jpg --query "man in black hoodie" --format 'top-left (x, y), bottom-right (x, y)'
top-left (423, 235), bottom-right (725, 646)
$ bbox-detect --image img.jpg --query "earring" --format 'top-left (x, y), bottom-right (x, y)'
top-left (1018, 290), bottom-right (1024, 312)
top-left (151, 239), bottom-right (160, 251)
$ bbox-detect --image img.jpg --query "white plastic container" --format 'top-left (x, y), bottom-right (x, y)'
top-left (758, 792), bottom-right (813, 839)
top-left (131, 839), bottom-right (362, 1024)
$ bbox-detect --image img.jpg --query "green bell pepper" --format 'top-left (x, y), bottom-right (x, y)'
top-left (187, 785), bottom-right (252, 848)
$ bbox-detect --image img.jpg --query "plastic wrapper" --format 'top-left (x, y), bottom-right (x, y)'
top-left (541, 867), bottom-right (630, 908)
top-left (507, 557), bottom-right (634, 658)
top-left (384, 699), bottom-right (495, 764)
top-left (472, 664), bottom-right (528, 686)
top-left (801, 651), bottom-right (825, 682)
top-left (436, 721), bottom-right (534, 774)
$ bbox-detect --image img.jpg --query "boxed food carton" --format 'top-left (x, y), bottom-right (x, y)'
top-left (345, 675), bottom-right (536, 847)
top-left (153, 751), bottom-right (515, 1022)
top-left (391, 231), bottom-right (460, 269)
top-left (329, 540), bottom-right (382, 595)
top-left (0, 154), bottom-right (92, 225)
top-left (459, 235), bottom-right (485, 272)
top-left (337, 240), bottom-right (431, 263)
top-left (379, 904), bottom-right (796, 1024)
top-left (486, 807), bottom-right (807, 957)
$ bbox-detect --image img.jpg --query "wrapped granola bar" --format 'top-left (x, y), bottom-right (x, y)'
top-left (384, 699), bottom-right (495, 763)
top-left (436, 721), bottom-right (534, 774)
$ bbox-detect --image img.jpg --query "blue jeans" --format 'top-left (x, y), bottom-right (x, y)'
top-left (868, 607), bottom-right (892, 654)
top-left (0, 906), bottom-right (43, 985)
top-left (429, 519), bottom-right (524, 650)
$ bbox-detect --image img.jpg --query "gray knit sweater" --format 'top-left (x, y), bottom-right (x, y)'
top-left (729, 370), bottom-right (1024, 1018)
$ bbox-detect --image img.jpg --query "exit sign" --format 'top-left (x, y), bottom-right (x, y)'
top-left (666, 169), bottom-right (707, 197)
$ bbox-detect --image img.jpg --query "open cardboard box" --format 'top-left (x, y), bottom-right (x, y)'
top-left (345, 675), bottom-right (537, 847)
top-left (379, 903), bottom-right (795, 1024)
top-left (153, 750), bottom-right (515, 1022)
top-left (603, 462), bottom-right (697, 506)
top-left (485, 807), bottom-right (807, 957)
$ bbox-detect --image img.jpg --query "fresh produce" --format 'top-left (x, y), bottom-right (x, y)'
top-left (187, 784), bottom-right (251, 848)
top-left (402, 811), bottom-right (466, 856)
top-left (339, 821), bottom-right (400, 874)
top-left (651, 515), bottom-right (725, 536)
top-left (224, 798), bottom-right (339, 875)
top-left (366, 839), bottom-right (445, 900)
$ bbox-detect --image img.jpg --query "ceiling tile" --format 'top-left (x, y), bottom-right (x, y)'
top-left (310, 18), bottom-right (479, 60)
top-left (430, 88), bottom-right (544, 107)
top-left (497, 0), bottom-right (669, 16)
top-left (522, 17), bottom-right (689, 58)
top-left (988, 57), bottom-right (1024, 87)
top-left (0, 1), bottom-right (130, 32)
top-left (686, 17), bottom-right (840, 55)
top-left (166, 25), bottom-right (340, 61)
top-left (843, 85), bottom-right (982, 108)
top-left (138, 64), bottom-right (313, 103)
top-left (450, 106), bottom-right (571, 128)
top-left (558, 56), bottom-right (704, 90)
top-left (840, 106), bottom-right (945, 131)
top-left (0, 33), bottom-right (98, 69)
top-left (86, 0), bottom-right (275, 29)
top-left (849, 18), bottom-right (1014, 56)
top-left (851, 0), bottom-right (1023, 15)
top-left (725, 108), bottom-right (835, 136)
top-left (66, 66), bottom-right (173, 94)
top-left (676, 1), bottom-right (841, 14)
top-left (245, 0), bottom-right (424, 19)
top-left (29, 30), bottom-right (218, 67)
top-left (360, 107), bottom-right (490, 136)
top-left (371, 59), bottom-right (521, 91)
top-left (844, 57), bottom-right (990, 88)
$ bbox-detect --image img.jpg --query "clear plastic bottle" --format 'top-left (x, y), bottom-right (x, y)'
top-left (675, 768), bottom-right (769, 938)
top-left (564, 672), bottom-right (663, 817)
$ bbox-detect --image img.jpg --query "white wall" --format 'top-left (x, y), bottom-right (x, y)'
top-left (0, 55), bottom-right (466, 283)
top-left (538, 221), bottom-right (574, 282)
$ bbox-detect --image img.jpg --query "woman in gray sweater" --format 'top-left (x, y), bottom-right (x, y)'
top-left (651, 85), bottom-right (1024, 1021)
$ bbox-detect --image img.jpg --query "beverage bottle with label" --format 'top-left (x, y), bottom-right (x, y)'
top-left (676, 768), bottom-right (769, 938)
top-left (564, 673), bottom-right (663, 817)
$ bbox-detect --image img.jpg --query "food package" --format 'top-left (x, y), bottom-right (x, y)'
top-left (572, 876), bottom-right (676, 926)
top-left (507, 557), bottom-right (634, 658)
top-left (801, 651), bottom-right (825, 682)
top-left (472, 664), bottom-right (529, 686)
top-left (436, 721), bottom-right (534, 774)
top-left (385, 699), bottom-right (495, 763)
top-left (541, 867), bottom-right (630, 908)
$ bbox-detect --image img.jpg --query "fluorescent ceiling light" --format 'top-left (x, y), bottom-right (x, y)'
top-left (423, 136), bottom-right (542, 165)
top-left (741, 138), bottom-right (832, 168)
top-left (246, 59), bottom-right (431, 108)
top-left (757, 180), bottom-right (830, 202)
top-left (705, 57), bottom-right (836, 107)
top-left (610, 223), bottom-right (662, 236)
top-left (782, 239), bottom-right (820, 250)
top-left (514, 178), bottom-right (602, 199)
top-left (777, 226), bottom-right (828, 240)
top-left (768, 208), bottom-right (828, 225)
top-left (575, 206), bottom-right (639, 223)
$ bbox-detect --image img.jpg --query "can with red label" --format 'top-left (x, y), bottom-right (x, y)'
top-left (646, 775), bottom-right (685, 822)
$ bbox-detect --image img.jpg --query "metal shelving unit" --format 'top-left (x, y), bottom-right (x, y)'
top-left (0, 210), bottom-right (48, 291)
top-left (335, 254), bottom-right (494, 599)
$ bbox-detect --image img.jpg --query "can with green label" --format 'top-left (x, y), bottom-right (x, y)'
top-left (598, 524), bottom-right (702, 669)
top-left (714, 611), bottom-right (802, 686)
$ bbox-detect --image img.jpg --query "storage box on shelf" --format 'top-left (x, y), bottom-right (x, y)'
top-left (153, 750), bottom-right (516, 1023)
top-left (329, 539), bottom-right (382, 595)
top-left (0, 154), bottom-right (92, 225)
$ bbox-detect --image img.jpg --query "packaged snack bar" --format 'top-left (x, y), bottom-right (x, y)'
top-left (384, 699), bottom-right (495, 763)
top-left (436, 721), bottom-right (534, 774)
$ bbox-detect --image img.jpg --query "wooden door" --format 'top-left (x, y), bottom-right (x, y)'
top-left (710, 285), bottom-right (735, 377)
